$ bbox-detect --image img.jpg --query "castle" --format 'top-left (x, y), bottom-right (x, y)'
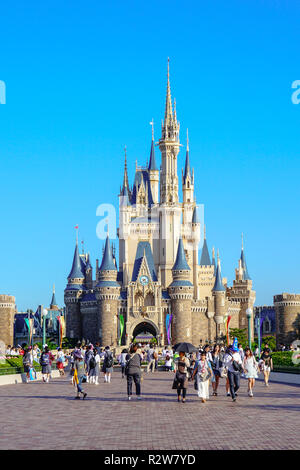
top-left (65, 61), bottom-right (257, 348)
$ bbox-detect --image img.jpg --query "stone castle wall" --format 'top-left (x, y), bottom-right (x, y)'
top-left (0, 295), bottom-right (16, 348)
top-left (274, 293), bottom-right (300, 346)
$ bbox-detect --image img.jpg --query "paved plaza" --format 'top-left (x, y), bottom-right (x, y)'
top-left (0, 371), bottom-right (299, 450)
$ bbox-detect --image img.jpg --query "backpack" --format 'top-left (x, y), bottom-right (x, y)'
top-left (89, 356), bottom-right (96, 369)
top-left (105, 353), bottom-right (113, 368)
top-left (40, 353), bottom-right (50, 366)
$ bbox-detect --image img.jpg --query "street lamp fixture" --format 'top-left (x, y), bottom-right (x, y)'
top-left (246, 308), bottom-right (252, 349)
top-left (42, 308), bottom-right (48, 348)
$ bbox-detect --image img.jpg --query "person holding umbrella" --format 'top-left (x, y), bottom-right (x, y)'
top-left (172, 342), bottom-right (195, 403)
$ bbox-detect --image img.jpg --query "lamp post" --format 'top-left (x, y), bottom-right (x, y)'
top-left (42, 308), bottom-right (48, 348)
top-left (256, 311), bottom-right (261, 357)
top-left (246, 308), bottom-right (252, 349)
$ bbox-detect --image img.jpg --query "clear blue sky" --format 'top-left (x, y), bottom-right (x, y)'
top-left (0, 0), bottom-right (300, 311)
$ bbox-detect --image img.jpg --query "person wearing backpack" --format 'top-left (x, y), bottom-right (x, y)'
top-left (40, 346), bottom-right (54, 383)
top-left (22, 346), bottom-right (33, 383)
top-left (102, 346), bottom-right (114, 383)
top-left (125, 344), bottom-right (142, 400)
top-left (223, 342), bottom-right (244, 402)
top-left (84, 344), bottom-right (94, 383)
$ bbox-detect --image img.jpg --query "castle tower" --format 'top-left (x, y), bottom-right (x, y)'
top-left (228, 238), bottom-right (256, 341)
top-left (148, 124), bottom-right (159, 204)
top-left (274, 293), bottom-right (300, 347)
top-left (159, 59), bottom-right (180, 204)
top-left (158, 59), bottom-right (182, 287)
top-left (198, 227), bottom-right (215, 299)
top-left (65, 239), bottom-right (85, 340)
top-left (182, 130), bottom-right (194, 205)
top-left (191, 205), bottom-right (201, 299)
top-left (95, 234), bottom-right (121, 346)
top-left (168, 238), bottom-right (193, 343)
top-left (0, 294), bottom-right (16, 348)
top-left (212, 252), bottom-right (226, 341)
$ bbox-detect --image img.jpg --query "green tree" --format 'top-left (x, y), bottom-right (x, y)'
top-left (229, 328), bottom-right (248, 348)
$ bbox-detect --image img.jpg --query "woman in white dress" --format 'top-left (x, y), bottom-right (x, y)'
top-left (243, 347), bottom-right (258, 397)
top-left (192, 351), bottom-right (213, 403)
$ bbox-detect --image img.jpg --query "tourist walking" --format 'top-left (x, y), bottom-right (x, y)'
top-left (40, 346), bottom-right (54, 383)
top-left (85, 344), bottom-right (94, 383)
top-left (146, 346), bottom-right (156, 373)
top-left (73, 350), bottom-right (87, 400)
top-left (125, 344), bottom-right (142, 400)
top-left (118, 349), bottom-right (128, 378)
top-left (88, 348), bottom-right (100, 384)
top-left (102, 346), bottom-right (114, 383)
top-left (260, 348), bottom-right (273, 387)
top-left (56, 348), bottom-right (65, 376)
top-left (223, 342), bottom-right (243, 401)
top-left (172, 351), bottom-right (190, 403)
top-left (22, 346), bottom-right (33, 383)
top-left (192, 351), bottom-right (213, 403)
top-left (243, 347), bottom-right (258, 396)
top-left (210, 344), bottom-right (223, 396)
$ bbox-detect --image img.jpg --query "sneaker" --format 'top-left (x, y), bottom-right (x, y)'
top-left (128, 396), bottom-right (131, 401)
top-left (232, 397), bottom-right (236, 402)
top-left (74, 396), bottom-right (80, 400)
top-left (226, 393), bottom-right (230, 397)
top-left (82, 393), bottom-right (87, 400)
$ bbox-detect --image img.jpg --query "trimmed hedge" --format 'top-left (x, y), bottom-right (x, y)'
top-left (271, 351), bottom-right (299, 368)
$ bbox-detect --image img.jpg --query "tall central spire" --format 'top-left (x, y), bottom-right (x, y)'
top-left (164, 58), bottom-right (173, 126)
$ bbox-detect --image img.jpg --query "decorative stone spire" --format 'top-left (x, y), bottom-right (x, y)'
top-left (121, 146), bottom-right (130, 196)
top-left (240, 233), bottom-right (251, 280)
top-left (213, 252), bottom-right (226, 292)
top-left (192, 205), bottom-right (200, 224)
top-left (164, 57), bottom-right (173, 127)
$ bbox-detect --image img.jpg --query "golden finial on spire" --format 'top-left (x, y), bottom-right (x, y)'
top-left (241, 232), bottom-right (244, 250)
top-left (53, 284), bottom-right (55, 294)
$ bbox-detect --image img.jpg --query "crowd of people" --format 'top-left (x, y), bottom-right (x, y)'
top-left (4, 340), bottom-right (276, 401)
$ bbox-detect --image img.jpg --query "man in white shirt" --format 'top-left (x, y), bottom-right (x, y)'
top-left (223, 345), bottom-right (243, 402)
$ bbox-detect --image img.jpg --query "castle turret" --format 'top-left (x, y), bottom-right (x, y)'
top-left (212, 252), bottom-right (226, 341)
top-left (168, 238), bottom-right (193, 343)
top-left (85, 253), bottom-right (93, 289)
top-left (50, 285), bottom-right (59, 310)
top-left (148, 124), bottom-right (159, 204)
top-left (182, 129), bottom-right (194, 205)
top-left (65, 240), bottom-right (85, 340)
top-left (95, 235), bottom-right (120, 346)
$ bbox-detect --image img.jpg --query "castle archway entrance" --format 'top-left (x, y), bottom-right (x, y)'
top-left (132, 320), bottom-right (158, 344)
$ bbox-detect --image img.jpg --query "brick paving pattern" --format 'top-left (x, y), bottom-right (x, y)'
top-left (0, 371), bottom-right (299, 450)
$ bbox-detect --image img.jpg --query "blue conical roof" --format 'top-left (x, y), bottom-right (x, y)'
top-left (200, 239), bottom-right (211, 266)
top-left (68, 242), bottom-right (85, 279)
top-left (213, 258), bottom-right (226, 292)
top-left (50, 291), bottom-right (57, 307)
top-left (172, 238), bottom-right (190, 271)
top-left (183, 148), bottom-right (191, 184)
top-left (99, 235), bottom-right (117, 271)
top-left (148, 139), bottom-right (158, 171)
top-left (241, 249), bottom-right (251, 280)
top-left (192, 206), bottom-right (200, 223)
